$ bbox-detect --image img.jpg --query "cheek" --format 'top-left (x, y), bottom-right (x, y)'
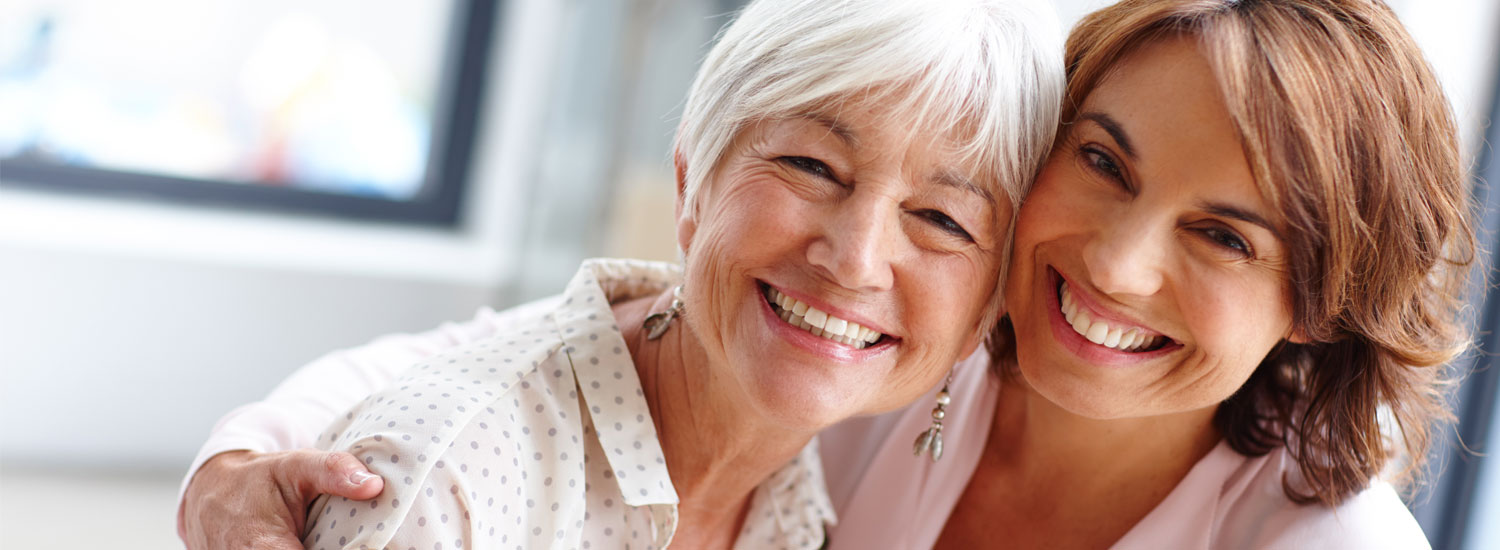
top-left (1179, 276), bottom-right (1294, 381)
top-left (900, 258), bottom-right (999, 359)
top-left (681, 182), bottom-right (814, 353)
top-left (1004, 175), bottom-right (1074, 317)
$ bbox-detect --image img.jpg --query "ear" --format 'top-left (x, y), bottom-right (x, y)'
top-left (1284, 323), bottom-right (1308, 344)
top-left (959, 332), bottom-right (985, 359)
top-left (1286, 326), bottom-right (1311, 345)
top-left (674, 149), bottom-right (697, 255)
top-left (959, 316), bottom-right (995, 360)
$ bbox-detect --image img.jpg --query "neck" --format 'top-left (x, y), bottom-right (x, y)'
top-left (987, 369), bottom-right (1221, 505)
top-left (614, 293), bottom-right (816, 543)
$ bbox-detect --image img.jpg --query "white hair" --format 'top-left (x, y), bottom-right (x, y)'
top-left (673, 0), bottom-right (1065, 329)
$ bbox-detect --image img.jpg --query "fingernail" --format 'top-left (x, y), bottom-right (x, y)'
top-left (350, 471), bottom-right (378, 486)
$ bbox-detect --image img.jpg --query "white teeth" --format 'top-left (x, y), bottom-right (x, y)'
top-left (764, 287), bottom-right (885, 349)
top-left (1070, 308), bottom-right (1092, 336)
top-left (1103, 327), bottom-right (1123, 348)
top-left (1058, 282), bottom-right (1165, 352)
top-left (1085, 321), bottom-right (1109, 345)
top-left (805, 308), bottom-right (828, 330)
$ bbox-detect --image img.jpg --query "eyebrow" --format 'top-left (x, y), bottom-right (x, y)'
top-left (804, 113), bottom-right (860, 149)
top-left (1079, 112), bottom-right (1138, 160)
top-left (1077, 112), bottom-right (1278, 238)
top-left (798, 113), bottom-right (992, 204)
top-left (1199, 201), bottom-right (1283, 239)
top-left (934, 171), bottom-right (996, 205)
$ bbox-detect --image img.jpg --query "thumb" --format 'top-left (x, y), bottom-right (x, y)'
top-left (292, 450), bottom-right (385, 501)
top-left (254, 532), bottom-right (312, 550)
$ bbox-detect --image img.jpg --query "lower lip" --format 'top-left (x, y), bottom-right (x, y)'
top-left (757, 287), bottom-right (893, 362)
top-left (1044, 269), bottom-right (1177, 367)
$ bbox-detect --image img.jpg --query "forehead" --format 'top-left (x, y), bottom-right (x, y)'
top-left (1080, 37), bottom-right (1268, 211)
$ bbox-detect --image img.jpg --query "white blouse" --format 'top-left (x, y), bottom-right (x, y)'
top-left (301, 259), bottom-right (836, 550)
top-left (821, 350), bottom-right (1431, 550)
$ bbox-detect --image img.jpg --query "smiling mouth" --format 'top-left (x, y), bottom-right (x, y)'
top-left (1057, 280), bottom-right (1172, 353)
top-left (761, 284), bottom-right (888, 349)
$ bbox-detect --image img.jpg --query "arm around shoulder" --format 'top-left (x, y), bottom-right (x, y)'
top-left (179, 298), bottom-right (560, 549)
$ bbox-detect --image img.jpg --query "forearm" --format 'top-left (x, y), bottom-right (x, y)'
top-left (178, 298), bottom-right (561, 501)
top-left (179, 345), bottom-right (419, 500)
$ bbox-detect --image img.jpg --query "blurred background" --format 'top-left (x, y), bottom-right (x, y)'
top-left (0, 0), bottom-right (1496, 548)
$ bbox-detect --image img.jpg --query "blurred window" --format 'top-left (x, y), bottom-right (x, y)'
top-left (0, 0), bottom-right (495, 225)
top-left (1414, 48), bottom-right (1500, 550)
top-left (1450, 57), bottom-right (1500, 550)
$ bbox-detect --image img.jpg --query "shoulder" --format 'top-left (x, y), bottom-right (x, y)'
top-left (306, 328), bottom-right (588, 547)
top-left (317, 308), bottom-right (565, 445)
top-left (1211, 447), bottom-right (1429, 550)
top-left (322, 304), bottom-right (576, 463)
top-left (1224, 482), bottom-right (1428, 550)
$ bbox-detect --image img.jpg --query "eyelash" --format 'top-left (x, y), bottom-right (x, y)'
top-left (1198, 226), bottom-right (1254, 258)
top-left (777, 156), bottom-right (974, 242)
top-left (916, 210), bottom-right (974, 241)
top-left (1076, 146), bottom-right (1256, 258)
top-left (781, 156), bottom-right (837, 181)
top-left (1080, 145), bottom-right (1128, 190)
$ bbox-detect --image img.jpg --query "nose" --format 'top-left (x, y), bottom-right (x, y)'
top-left (806, 193), bottom-right (897, 291)
top-left (1080, 212), bottom-right (1167, 298)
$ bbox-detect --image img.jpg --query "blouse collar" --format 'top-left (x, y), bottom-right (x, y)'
top-left (552, 258), bottom-right (837, 547)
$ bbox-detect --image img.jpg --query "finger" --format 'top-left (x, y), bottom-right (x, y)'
top-left (254, 531), bottom-right (311, 550)
top-left (296, 450), bottom-right (385, 501)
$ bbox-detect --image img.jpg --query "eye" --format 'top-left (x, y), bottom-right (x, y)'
top-left (1080, 145), bottom-right (1128, 189)
top-left (779, 156), bottom-right (837, 181)
top-left (915, 209), bottom-right (974, 241)
top-left (1199, 226), bottom-right (1253, 257)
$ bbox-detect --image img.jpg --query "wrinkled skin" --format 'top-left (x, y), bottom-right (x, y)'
top-left (178, 450), bottom-right (382, 549)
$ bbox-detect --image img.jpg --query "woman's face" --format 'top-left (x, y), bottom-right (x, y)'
top-left (677, 96), bottom-right (1006, 430)
top-left (1005, 37), bottom-right (1297, 420)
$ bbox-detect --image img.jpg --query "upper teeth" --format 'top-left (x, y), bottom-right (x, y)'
top-left (765, 287), bottom-right (883, 349)
top-left (1059, 282), bottom-right (1164, 352)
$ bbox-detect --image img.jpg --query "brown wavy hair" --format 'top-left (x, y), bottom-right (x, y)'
top-left (991, 0), bottom-right (1476, 506)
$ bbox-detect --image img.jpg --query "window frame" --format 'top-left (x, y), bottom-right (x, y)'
top-left (0, 0), bottom-right (499, 227)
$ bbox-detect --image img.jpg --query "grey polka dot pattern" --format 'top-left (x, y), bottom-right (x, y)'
top-left (298, 259), bottom-right (835, 550)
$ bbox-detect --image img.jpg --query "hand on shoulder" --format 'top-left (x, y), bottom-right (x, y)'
top-left (179, 449), bottom-right (382, 550)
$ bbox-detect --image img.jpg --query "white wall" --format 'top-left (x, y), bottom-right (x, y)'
top-left (0, 245), bottom-right (496, 467)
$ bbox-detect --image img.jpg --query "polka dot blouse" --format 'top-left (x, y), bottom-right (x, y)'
top-left (302, 259), bottom-right (836, 550)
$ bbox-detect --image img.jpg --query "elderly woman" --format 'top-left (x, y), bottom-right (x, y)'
top-left (177, 0), bottom-right (1063, 549)
top-left (825, 0), bottom-right (1475, 548)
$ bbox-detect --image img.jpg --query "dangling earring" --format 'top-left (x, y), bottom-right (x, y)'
top-left (643, 285), bottom-right (685, 340)
top-left (913, 372), bottom-right (953, 462)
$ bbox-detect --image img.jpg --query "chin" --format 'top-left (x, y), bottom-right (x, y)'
top-left (741, 364), bottom-right (865, 431)
top-left (1016, 359), bottom-right (1143, 420)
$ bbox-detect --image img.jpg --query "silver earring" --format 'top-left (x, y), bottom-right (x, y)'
top-left (643, 286), bottom-right (685, 340)
top-left (913, 373), bottom-right (953, 462)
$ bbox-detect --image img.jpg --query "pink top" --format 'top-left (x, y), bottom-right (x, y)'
top-left (183, 289), bottom-right (1431, 549)
top-left (819, 350), bottom-right (1431, 550)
